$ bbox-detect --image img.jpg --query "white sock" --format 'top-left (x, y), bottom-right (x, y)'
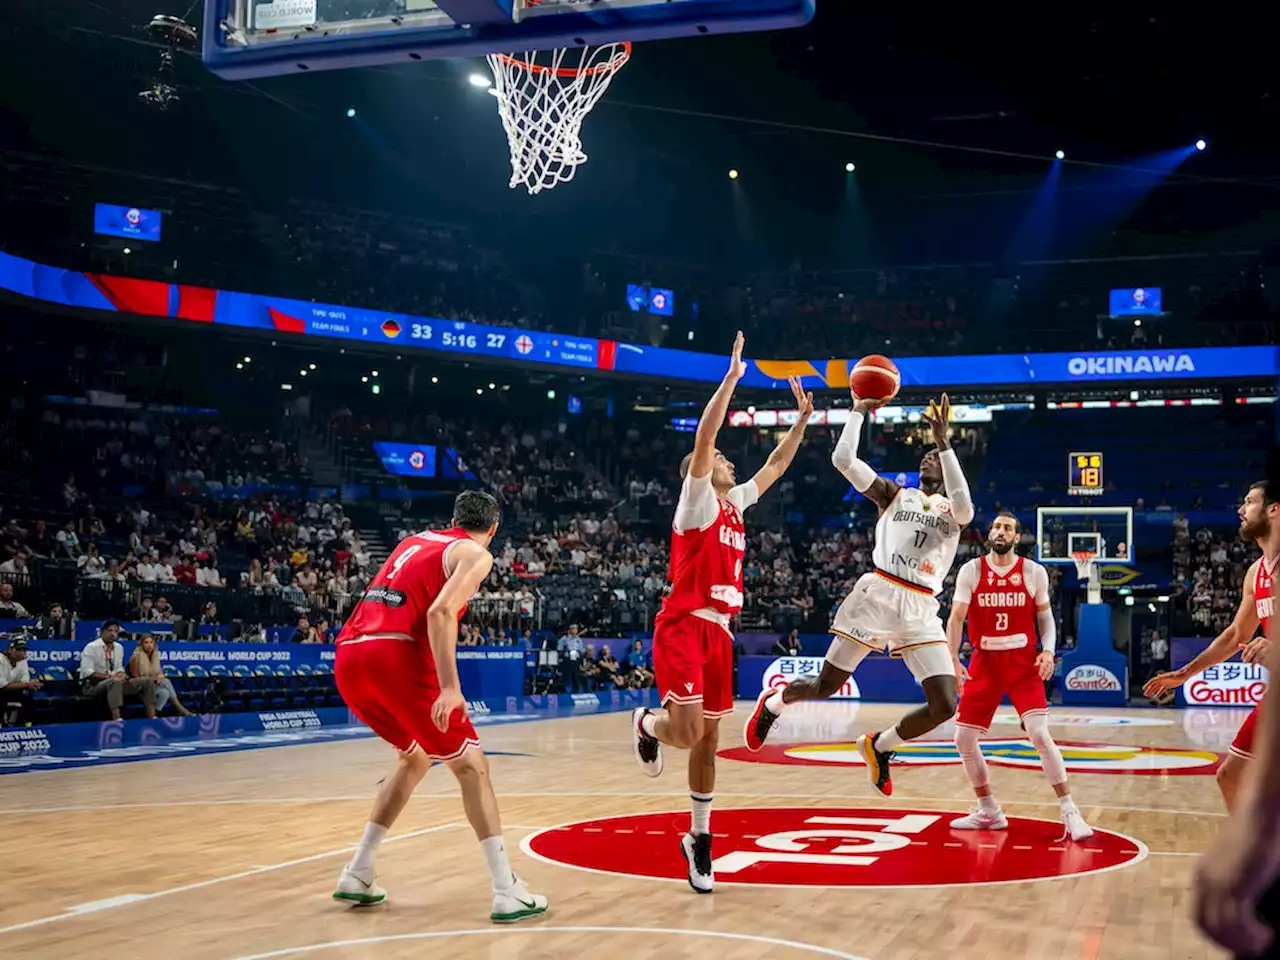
top-left (1059, 793), bottom-right (1077, 813)
top-left (640, 712), bottom-right (658, 737)
top-left (350, 821), bottom-right (388, 873)
top-left (691, 792), bottom-right (713, 835)
top-left (978, 795), bottom-right (1000, 814)
top-left (480, 835), bottom-right (516, 891)
top-left (875, 726), bottom-right (905, 752)
top-left (765, 691), bottom-right (785, 714)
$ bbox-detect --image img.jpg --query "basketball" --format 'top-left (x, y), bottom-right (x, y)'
top-left (849, 354), bottom-right (900, 402)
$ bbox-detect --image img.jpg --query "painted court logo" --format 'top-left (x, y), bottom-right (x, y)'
top-left (719, 738), bottom-right (1221, 776)
top-left (522, 807), bottom-right (1146, 888)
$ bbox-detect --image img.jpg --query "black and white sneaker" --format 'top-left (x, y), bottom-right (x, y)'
top-left (681, 831), bottom-right (714, 894)
top-left (631, 707), bottom-right (663, 778)
top-left (743, 689), bottom-right (780, 752)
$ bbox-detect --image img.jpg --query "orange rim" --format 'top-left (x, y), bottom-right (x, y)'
top-left (494, 41), bottom-right (632, 79)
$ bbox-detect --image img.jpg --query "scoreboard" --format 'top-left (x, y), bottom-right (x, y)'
top-left (1068, 452), bottom-right (1104, 496)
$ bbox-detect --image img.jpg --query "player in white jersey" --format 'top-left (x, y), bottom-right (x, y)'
top-left (745, 392), bottom-right (974, 798)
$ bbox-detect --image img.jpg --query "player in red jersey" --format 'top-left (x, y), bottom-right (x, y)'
top-left (1145, 480), bottom-right (1278, 811)
top-left (330, 490), bottom-right (548, 923)
top-left (631, 331), bottom-right (814, 894)
top-left (946, 511), bottom-right (1093, 841)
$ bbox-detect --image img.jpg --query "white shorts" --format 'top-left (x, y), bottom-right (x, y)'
top-left (826, 571), bottom-right (953, 681)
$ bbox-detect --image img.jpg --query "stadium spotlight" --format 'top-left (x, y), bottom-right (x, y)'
top-left (371, 369), bottom-right (379, 377)
top-left (235, 363), bottom-right (243, 370)
top-left (547, 389), bottom-right (556, 399)
top-left (361, 376), bottom-right (369, 383)
top-left (371, 384), bottom-right (381, 395)
top-left (346, 107), bottom-right (356, 118)
top-left (488, 382), bottom-right (496, 390)
top-left (1054, 150), bottom-right (1065, 160)
top-left (299, 369), bottom-right (308, 377)
top-left (123, 247), bottom-right (132, 255)
top-left (468, 73), bottom-right (492, 89)
top-left (243, 356), bottom-right (251, 363)
top-left (281, 383), bottom-right (293, 391)
top-left (431, 376), bottom-right (439, 384)
top-left (845, 161), bottom-right (855, 173)
top-left (309, 362), bottom-right (317, 370)
top-left (1195, 138), bottom-right (1207, 151)
top-left (476, 387), bottom-right (484, 395)
top-left (728, 168), bottom-right (739, 180)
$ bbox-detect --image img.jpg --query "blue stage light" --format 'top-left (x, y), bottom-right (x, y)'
top-left (1195, 139), bottom-right (1206, 151)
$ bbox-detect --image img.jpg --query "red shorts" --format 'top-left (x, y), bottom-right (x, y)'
top-left (956, 648), bottom-right (1048, 733)
top-left (652, 613), bottom-right (734, 720)
top-left (1231, 707), bottom-right (1259, 761)
top-left (335, 638), bottom-right (480, 762)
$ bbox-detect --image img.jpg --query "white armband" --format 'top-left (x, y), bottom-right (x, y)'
top-left (939, 448), bottom-right (974, 525)
top-left (831, 411), bottom-right (879, 492)
top-left (1037, 607), bottom-right (1057, 656)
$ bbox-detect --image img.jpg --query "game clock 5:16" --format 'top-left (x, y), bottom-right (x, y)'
top-left (408, 323), bottom-right (509, 354)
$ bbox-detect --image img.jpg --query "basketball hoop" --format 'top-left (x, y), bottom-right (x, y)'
top-left (487, 42), bottom-right (631, 195)
top-left (1071, 549), bottom-right (1097, 581)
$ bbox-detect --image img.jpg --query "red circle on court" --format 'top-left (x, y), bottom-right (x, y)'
top-left (521, 807), bottom-right (1146, 888)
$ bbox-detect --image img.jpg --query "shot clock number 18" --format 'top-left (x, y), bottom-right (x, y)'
top-left (1067, 452), bottom-right (1104, 496)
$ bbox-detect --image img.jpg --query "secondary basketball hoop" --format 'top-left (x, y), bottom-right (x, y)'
top-left (487, 42), bottom-right (631, 194)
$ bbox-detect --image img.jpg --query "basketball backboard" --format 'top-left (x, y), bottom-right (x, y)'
top-left (1035, 506), bottom-right (1134, 567)
top-left (203, 0), bottom-right (817, 79)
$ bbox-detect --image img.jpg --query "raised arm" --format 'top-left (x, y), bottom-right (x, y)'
top-left (831, 394), bottom-right (899, 513)
top-left (687, 331), bottom-right (748, 480)
top-left (1144, 559), bottom-right (1260, 698)
top-left (749, 377), bottom-right (815, 498)
top-left (427, 539), bottom-right (495, 730)
top-left (924, 394), bottom-right (974, 527)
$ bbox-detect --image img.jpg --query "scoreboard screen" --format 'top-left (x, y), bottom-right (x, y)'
top-left (1068, 452), bottom-right (1104, 496)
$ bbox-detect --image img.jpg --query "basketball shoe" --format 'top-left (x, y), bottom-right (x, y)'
top-left (681, 831), bottom-right (714, 894)
top-left (332, 864), bottom-right (387, 906)
top-left (856, 732), bottom-right (895, 797)
top-left (949, 807), bottom-right (1009, 830)
top-left (743, 689), bottom-right (780, 752)
top-left (632, 707), bottom-right (663, 777)
top-left (491, 877), bottom-right (549, 923)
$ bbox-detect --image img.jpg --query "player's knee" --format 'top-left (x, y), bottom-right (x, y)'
top-left (667, 715), bottom-right (704, 749)
top-left (447, 746), bottom-right (489, 782)
top-left (925, 678), bottom-right (958, 720)
top-left (399, 747), bottom-right (431, 780)
top-left (954, 725), bottom-right (980, 757)
top-left (1023, 715), bottom-right (1052, 751)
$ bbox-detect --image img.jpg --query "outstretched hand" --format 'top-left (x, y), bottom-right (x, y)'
top-left (728, 330), bottom-right (747, 381)
top-left (923, 394), bottom-right (952, 448)
top-left (789, 376), bottom-right (815, 421)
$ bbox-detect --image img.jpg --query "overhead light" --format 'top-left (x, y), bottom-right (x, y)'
top-left (361, 376), bottom-right (369, 383)
top-left (845, 161), bottom-right (855, 172)
top-left (468, 73), bottom-right (492, 89)
top-left (123, 247), bottom-right (132, 255)
top-left (488, 382), bottom-right (496, 390)
top-left (546, 389), bottom-right (556, 399)
top-left (1054, 150), bottom-right (1065, 160)
top-left (235, 363), bottom-right (243, 370)
top-left (431, 376), bottom-right (439, 384)
top-left (1157, 595), bottom-right (1170, 603)
top-left (346, 107), bottom-right (356, 118)
top-left (371, 370), bottom-right (379, 377)
top-left (1195, 139), bottom-right (1207, 151)
top-left (299, 369), bottom-right (308, 376)
top-left (281, 383), bottom-right (293, 391)
top-left (243, 356), bottom-right (251, 363)
top-left (728, 168), bottom-right (739, 180)
top-left (309, 362), bottom-right (317, 370)
top-left (371, 384), bottom-right (380, 395)
top-left (476, 388), bottom-right (483, 395)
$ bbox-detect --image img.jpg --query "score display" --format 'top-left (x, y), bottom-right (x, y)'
top-left (1068, 452), bottom-right (1104, 496)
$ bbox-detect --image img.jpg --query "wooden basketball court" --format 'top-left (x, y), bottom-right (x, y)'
top-left (1, 702), bottom-right (1237, 959)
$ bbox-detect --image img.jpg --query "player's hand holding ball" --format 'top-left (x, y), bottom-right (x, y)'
top-left (849, 355), bottom-right (899, 413)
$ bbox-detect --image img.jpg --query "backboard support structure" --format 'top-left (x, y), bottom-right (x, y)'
top-left (1036, 506), bottom-right (1134, 606)
top-left (202, 0), bottom-right (817, 79)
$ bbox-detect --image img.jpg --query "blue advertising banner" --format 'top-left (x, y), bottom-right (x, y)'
top-left (5, 640), bottom-right (527, 703)
top-left (0, 250), bottom-right (1275, 391)
top-left (0, 689), bottom-right (660, 774)
top-left (736, 654), bottom-right (923, 703)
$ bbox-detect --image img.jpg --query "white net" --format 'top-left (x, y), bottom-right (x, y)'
top-left (1072, 551), bottom-right (1102, 605)
top-left (487, 43), bottom-right (630, 195)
